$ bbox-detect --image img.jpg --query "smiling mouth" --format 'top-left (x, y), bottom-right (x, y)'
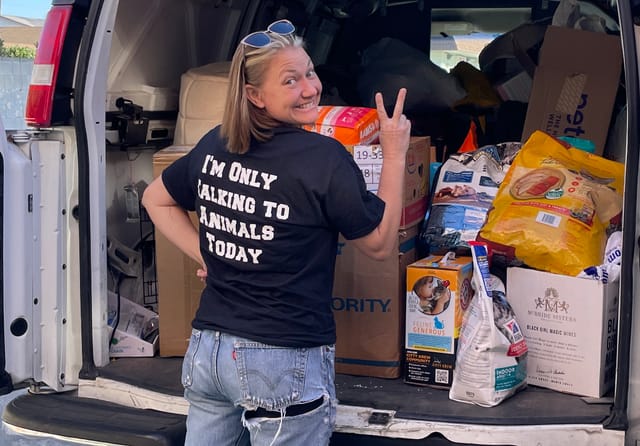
top-left (297, 102), bottom-right (317, 110)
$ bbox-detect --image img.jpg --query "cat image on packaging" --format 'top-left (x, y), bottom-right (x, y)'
top-left (405, 253), bottom-right (474, 387)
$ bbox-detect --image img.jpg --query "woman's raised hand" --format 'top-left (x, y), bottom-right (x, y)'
top-left (374, 88), bottom-right (411, 162)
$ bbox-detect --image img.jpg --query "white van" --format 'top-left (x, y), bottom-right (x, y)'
top-left (0, 0), bottom-right (638, 444)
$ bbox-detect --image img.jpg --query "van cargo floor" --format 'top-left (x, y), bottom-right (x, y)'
top-left (95, 357), bottom-right (613, 426)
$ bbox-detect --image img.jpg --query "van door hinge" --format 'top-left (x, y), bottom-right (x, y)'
top-left (10, 132), bottom-right (32, 144)
top-left (9, 130), bottom-right (53, 144)
top-left (28, 194), bottom-right (33, 213)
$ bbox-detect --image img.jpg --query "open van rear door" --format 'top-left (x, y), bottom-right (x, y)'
top-left (1, 119), bottom-right (81, 393)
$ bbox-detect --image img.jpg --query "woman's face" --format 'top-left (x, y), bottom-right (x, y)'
top-left (246, 46), bottom-right (322, 126)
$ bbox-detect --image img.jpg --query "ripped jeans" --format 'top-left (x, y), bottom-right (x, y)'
top-left (181, 329), bottom-right (337, 446)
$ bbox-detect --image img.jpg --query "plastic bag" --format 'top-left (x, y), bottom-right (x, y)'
top-left (578, 231), bottom-right (622, 284)
top-left (357, 38), bottom-right (467, 114)
top-left (552, 0), bottom-right (608, 33)
top-left (479, 22), bottom-right (547, 84)
top-left (449, 243), bottom-right (528, 407)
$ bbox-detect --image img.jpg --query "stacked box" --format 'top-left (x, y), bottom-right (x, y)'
top-left (152, 146), bottom-right (205, 357)
top-left (507, 267), bottom-right (618, 397)
top-left (404, 254), bottom-right (474, 387)
top-left (346, 136), bottom-right (431, 229)
top-left (333, 226), bottom-right (418, 378)
top-left (521, 26), bottom-right (622, 155)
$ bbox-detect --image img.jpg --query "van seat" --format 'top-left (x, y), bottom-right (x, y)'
top-left (173, 61), bottom-right (231, 147)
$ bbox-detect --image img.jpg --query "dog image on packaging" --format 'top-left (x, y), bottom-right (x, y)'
top-left (405, 253), bottom-right (473, 387)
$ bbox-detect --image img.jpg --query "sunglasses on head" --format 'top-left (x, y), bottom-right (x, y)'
top-left (241, 19), bottom-right (296, 48)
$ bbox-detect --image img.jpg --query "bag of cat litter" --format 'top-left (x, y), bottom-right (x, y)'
top-left (449, 242), bottom-right (528, 407)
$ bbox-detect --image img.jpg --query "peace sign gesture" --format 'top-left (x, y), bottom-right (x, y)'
top-left (352, 88), bottom-right (412, 259)
top-left (375, 88), bottom-right (411, 162)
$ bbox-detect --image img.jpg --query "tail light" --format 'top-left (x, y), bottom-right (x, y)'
top-left (25, 5), bottom-right (73, 128)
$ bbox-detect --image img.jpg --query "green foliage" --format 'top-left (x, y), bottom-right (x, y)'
top-left (0, 38), bottom-right (36, 59)
top-left (1, 45), bottom-right (36, 59)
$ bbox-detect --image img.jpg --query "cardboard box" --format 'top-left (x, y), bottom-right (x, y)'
top-left (506, 267), bottom-right (618, 397)
top-left (108, 292), bottom-right (159, 358)
top-left (332, 225), bottom-right (418, 378)
top-left (304, 106), bottom-right (380, 145)
top-left (404, 254), bottom-right (474, 387)
top-left (521, 26), bottom-right (622, 155)
top-left (346, 136), bottom-right (431, 229)
top-left (152, 146), bottom-right (205, 357)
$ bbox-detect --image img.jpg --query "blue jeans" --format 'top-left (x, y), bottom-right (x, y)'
top-left (181, 329), bottom-right (337, 446)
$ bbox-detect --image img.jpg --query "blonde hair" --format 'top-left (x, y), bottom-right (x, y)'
top-left (221, 33), bottom-right (304, 154)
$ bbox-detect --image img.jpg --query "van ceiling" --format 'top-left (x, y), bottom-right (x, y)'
top-left (106, 0), bottom-right (249, 99)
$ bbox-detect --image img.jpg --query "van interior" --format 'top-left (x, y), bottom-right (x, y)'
top-left (2, 0), bottom-right (637, 444)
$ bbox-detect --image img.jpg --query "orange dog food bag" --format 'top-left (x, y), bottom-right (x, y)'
top-left (304, 106), bottom-right (379, 145)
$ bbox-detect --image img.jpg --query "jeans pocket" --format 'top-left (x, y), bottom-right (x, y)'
top-left (233, 340), bottom-right (308, 411)
top-left (181, 329), bottom-right (202, 389)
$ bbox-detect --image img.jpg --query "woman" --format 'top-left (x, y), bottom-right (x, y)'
top-left (142, 19), bottom-right (410, 446)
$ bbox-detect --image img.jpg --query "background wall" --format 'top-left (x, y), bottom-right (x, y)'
top-left (0, 56), bottom-right (32, 130)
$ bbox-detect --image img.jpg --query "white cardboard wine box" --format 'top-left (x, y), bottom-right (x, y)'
top-left (506, 267), bottom-right (618, 397)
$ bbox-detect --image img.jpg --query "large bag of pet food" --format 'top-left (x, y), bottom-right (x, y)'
top-left (420, 143), bottom-right (520, 256)
top-left (449, 242), bottom-right (528, 407)
top-left (478, 131), bottom-right (624, 276)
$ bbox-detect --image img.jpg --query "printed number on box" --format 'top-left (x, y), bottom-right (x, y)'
top-left (354, 145), bottom-right (383, 188)
top-left (353, 145), bottom-right (384, 163)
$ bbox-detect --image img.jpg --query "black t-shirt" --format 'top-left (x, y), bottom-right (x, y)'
top-left (162, 125), bottom-right (385, 347)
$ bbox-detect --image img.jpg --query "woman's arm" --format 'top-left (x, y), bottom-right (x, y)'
top-left (141, 176), bottom-right (204, 269)
top-left (351, 88), bottom-right (411, 260)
